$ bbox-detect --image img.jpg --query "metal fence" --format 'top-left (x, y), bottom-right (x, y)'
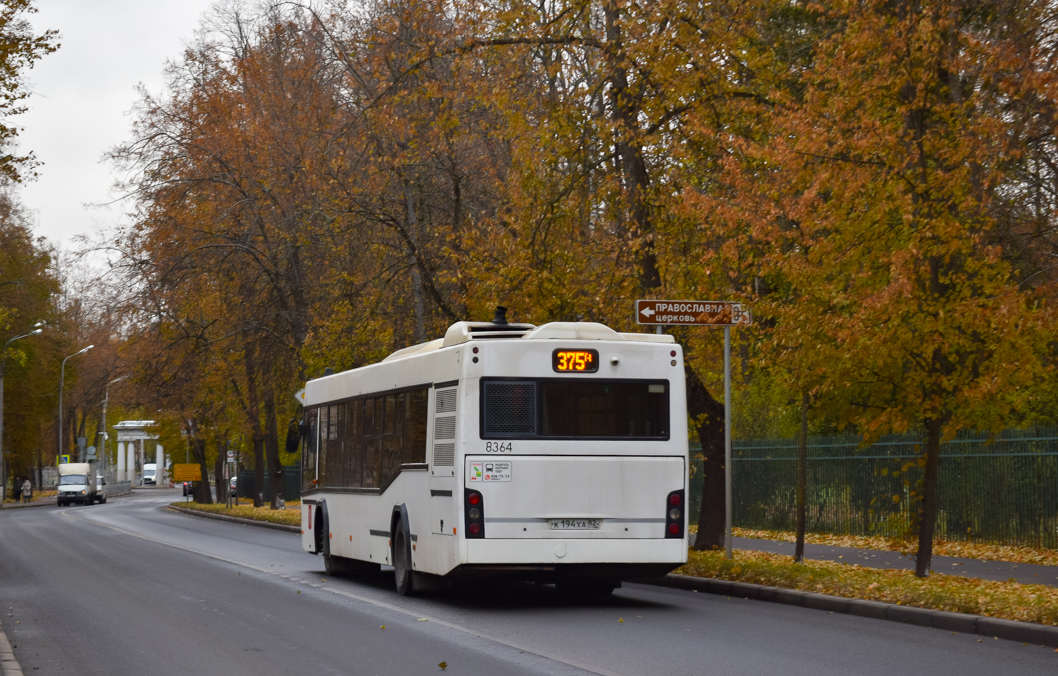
top-left (689, 428), bottom-right (1058, 548)
top-left (237, 466), bottom-right (302, 502)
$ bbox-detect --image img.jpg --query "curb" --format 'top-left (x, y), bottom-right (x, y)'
top-left (636, 573), bottom-right (1058, 647)
top-left (166, 505), bottom-right (300, 533)
top-left (0, 622), bottom-right (24, 676)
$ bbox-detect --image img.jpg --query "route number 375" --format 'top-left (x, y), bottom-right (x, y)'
top-left (485, 441), bottom-right (512, 453)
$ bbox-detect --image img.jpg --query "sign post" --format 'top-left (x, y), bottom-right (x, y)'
top-left (637, 299), bottom-right (751, 560)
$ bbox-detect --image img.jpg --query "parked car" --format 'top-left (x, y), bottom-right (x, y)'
top-left (182, 481), bottom-right (194, 496)
top-left (95, 474), bottom-right (108, 504)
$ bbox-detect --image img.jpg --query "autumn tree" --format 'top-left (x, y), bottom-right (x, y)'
top-left (0, 191), bottom-right (61, 495)
top-left (0, 0), bottom-right (58, 181)
top-left (709, 0), bottom-right (1057, 575)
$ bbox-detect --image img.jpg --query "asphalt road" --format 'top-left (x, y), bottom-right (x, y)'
top-left (0, 489), bottom-right (1054, 676)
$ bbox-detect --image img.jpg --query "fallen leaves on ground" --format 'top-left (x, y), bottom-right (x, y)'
top-left (2, 490), bottom-right (58, 504)
top-left (171, 501), bottom-right (300, 526)
top-left (731, 528), bottom-right (1058, 567)
top-left (677, 549), bottom-right (1058, 626)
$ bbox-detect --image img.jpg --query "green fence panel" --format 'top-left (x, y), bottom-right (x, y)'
top-left (689, 428), bottom-right (1058, 548)
top-left (237, 466), bottom-right (301, 502)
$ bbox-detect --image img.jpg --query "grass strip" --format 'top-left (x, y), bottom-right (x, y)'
top-left (173, 501), bottom-right (300, 526)
top-left (733, 527), bottom-right (1058, 567)
top-left (677, 548), bottom-right (1058, 626)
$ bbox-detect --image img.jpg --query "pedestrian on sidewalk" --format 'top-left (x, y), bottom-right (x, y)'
top-left (20, 478), bottom-right (31, 503)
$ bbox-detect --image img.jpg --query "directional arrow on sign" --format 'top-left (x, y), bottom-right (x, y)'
top-left (640, 306), bottom-right (655, 318)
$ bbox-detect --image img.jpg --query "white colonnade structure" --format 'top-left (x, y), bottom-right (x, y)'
top-left (113, 420), bottom-right (163, 485)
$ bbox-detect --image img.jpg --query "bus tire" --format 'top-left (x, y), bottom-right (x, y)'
top-left (393, 521), bottom-right (414, 596)
top-left (323, 552), bottom-right (344, 576)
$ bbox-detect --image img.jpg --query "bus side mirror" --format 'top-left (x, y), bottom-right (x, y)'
top-left (285, 418), bottom-right (300, 455)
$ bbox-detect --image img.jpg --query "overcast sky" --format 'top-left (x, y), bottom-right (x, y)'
top-left (14, 0), bottom-right (217, 250)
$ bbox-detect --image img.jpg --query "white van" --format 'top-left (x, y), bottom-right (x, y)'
top-left (96, 474), bottom-right (108, 503)
top-left (57, 463), bottom-right (97, 506)
top-left (141, 463), bottom-right (157, 486)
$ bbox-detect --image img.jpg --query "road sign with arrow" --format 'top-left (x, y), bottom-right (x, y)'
top-left (635, 299), bottom-right (751, 326)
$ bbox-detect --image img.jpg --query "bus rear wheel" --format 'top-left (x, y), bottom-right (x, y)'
top-left (393, 522), bottom-right (414, 596)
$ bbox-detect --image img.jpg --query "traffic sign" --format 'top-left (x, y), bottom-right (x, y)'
top-left (172, 463), bottom-right (202, 482)
top-left (86, 446), bottom-right (96, 458)
top-left (226, 450), bottom-right (234, 460)
top-left (58, 455), bottom-right (71, 464)
top-left (636, 299), bottom-right (751, 326)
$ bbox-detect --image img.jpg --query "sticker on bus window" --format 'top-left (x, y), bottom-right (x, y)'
top-left (469, 460), bottom-right (511, 482)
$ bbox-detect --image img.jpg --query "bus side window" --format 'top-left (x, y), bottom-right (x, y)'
top-left (343, 400), bottom-right (362, 488)
top-left (394, 393), bottom-right (405, 437)
top-left (363, 398), bottom-right (374, 436)
top-left (382, 436), bottom-right (401, 487)
top-left (318, 406), bottom-right (330, 487)
top-left (373, 397), bottom-right (385, 435)
top-left (404, 388), bottom-right (428, 464)
top-left (363, 438), bottom-right (380, 488)
top-left (331, 404), bottom-right (345, 486)
top-left (384, 394), bottom-right (396, 435)
top-left (302, 407), bottom-right (318, 492)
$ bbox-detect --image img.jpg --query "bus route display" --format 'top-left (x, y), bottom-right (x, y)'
top-left (552, 348), bottom-right (599, 373)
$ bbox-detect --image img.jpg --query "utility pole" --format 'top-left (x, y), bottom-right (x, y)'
top-left (59, 345), bottom-right (94, 464)
top-left (99, 375), bottom-right (128, 482)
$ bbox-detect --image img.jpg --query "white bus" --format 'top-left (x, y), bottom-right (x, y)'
top-left (298, 309), bottom-right (689, 596)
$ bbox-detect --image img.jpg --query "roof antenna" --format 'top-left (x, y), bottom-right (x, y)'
top-left (492, 306), bottom-right (509, 325)
top-left (323, 367), bottom-right (334, 377)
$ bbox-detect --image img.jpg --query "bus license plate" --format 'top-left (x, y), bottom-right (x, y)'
top-left (549, 518), bottom-right (601, 530)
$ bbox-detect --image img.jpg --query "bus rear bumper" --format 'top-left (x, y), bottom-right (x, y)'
top-left (465, 537), bottom-right (687, 568)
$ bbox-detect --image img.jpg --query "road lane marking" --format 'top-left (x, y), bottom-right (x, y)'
top-left (62, 509), bottom-right (624, 676)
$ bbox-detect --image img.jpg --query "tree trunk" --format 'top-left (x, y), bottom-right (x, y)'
top-left (915, 418), bottom-right (943, 577)
top-left (214, 438), bottom-right (227, 504)
top-left (36, 419), bottom-right (42, 489)
top-left (602, 1), bottom-right (660, 292)
top-left (687, 365), bottom-right (726, 551)
top-left (252, 432), bottom-right (265, 507)
top-left (191, 437), bottom-right (212, 504)
top-left (794, 391), bottom-right (809, 563)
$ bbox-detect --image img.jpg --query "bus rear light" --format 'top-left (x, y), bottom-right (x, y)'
top-left (665, 489), bottom-right (685, 539)
top-left (464, 489), bottom-right (485, 538)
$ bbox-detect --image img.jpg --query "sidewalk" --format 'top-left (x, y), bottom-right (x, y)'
top-left (0, 496), bottom-right (56, 510)
top-left (732, 536), bottom-right (1058, 587)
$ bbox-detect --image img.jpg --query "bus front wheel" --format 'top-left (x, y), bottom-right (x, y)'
top-left (393, 521), bottom-right (414, 596)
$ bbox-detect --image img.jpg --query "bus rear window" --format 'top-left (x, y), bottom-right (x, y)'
top-left (481, 379), bottom-right (668, 439)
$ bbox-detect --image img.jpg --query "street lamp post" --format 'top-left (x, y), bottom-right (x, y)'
top-left (58, 345), bottom-right (94, 464)
top-left (99, 375), bottom-right (127, 483)
top-left (0, 326), bottom-right (43, 506)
